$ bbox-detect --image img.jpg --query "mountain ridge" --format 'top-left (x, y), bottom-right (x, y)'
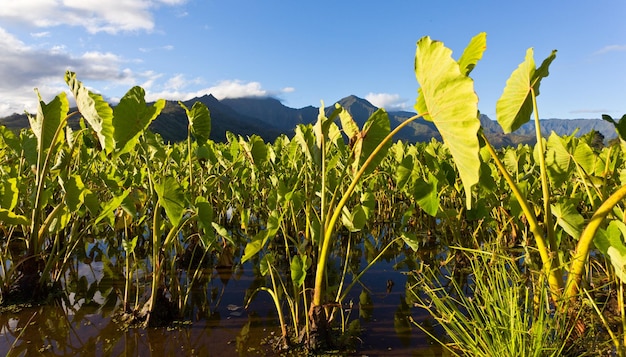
top-left (0, 95), bottom-right (616, 146)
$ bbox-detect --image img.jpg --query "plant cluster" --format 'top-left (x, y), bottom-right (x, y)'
top-left (0, 32), bottom-right (625, 355)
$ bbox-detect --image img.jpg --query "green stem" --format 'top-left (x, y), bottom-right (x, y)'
top-left (531, 88), bottom-right (562, 282)
top-left (481, 133), bottom-right (563, 296)
top-left (30, 112), bottom-right (77, 255)
top-left (312, 114), bottom-right (421, 307)
top-left (565, 184), bottom-right (626, 299)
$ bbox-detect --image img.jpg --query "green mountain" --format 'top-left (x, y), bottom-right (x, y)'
top-left (0, 94), bottom-right (616, 146)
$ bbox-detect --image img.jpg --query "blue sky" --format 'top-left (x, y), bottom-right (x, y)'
top-left (0, 1), bottom-right (624, 121)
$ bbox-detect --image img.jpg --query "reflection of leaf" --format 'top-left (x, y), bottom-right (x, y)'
top-left (359, 290), bottom-right (373, 321)
top-left (122, 236), bottom-right (138, 254)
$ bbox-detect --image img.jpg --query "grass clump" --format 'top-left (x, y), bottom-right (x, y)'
top-left (409, 247), bottom-right (576, 357)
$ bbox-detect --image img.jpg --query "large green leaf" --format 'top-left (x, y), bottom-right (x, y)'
top-left (413, 173), bottom-right (439, 217)
top-left (352, 108), bottom-right (391, 176)
top-left (496, 49), bottom-right (557, 133)
top-left (94, 189), bottom-right (130, 225)
top-left (112, 86), bottom-right (165, 157)
top-left (595, 221), bottom-right (626, 283)
top-left (416, 33), bottom-right (486, 122)
top-left (414, 36), bottom-right (481, 208)
top-left (0, 178), bottom-right (29, 225)
top-left (28, 91), bottom-right (69, 152)
top-left (195, 197), bottom-right (215, 248)
top-left (545, 133), bottom-right (572, 187)
top-left (337, 104), bottom-right (359, 144)
top-left (457, 32), bottom-right (487, 76)
top-left (241, 210), bottom-right (281, 263)
top-left (394, 155), bottom-right (413, 191)
top-left (65, 71), bottom-right (114, 152)
top-left (154, 177), bottom-right (185, 227)
top-left (602, 114), bottom-right (626, 141)
top-left (551, 199), bottom-right (584, 240)
top-left (291, 255), bottom-right (311, 288)
top-left (180, 101), bottom-right (211, 145)
top-left (62, 175), bottom-right (88, 212)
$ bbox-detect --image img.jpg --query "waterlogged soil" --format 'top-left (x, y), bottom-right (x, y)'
top-left (0, 257), bottom-right (442, 356)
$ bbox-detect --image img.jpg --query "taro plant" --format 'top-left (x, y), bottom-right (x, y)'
top-left (411, 32), bottom-right (626, 352)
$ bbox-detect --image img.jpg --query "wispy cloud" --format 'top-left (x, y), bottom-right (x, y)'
top-left (30, 31), bottom-right (50, 38)
top-left (569, 108), bottom-right (612, 114)
top-left (139, 45), bottom-right (175, 53)
top-left (365, 92), bottom-right (410, 111)
top-left (144, 78), bottom-right (293, 103)
top-left (593, 45), bottom-right (626, 56)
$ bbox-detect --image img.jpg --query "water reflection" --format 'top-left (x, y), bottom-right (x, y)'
top-left (0, 231), bottom-right (444, 356)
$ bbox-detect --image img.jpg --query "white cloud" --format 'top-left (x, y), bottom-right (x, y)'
top-left (365, 92), bottom-right (409, 111)
top-left (30, 31), bottom-right (50, 38)
top-left (139, 45), bottom-right (175, 53)
top-left (144, 78), bottom-right (291, 104)
top-left (569, 108), bottom-right (611, 114)
top-left (593, 45), bottom-right (626, 56)
top-left (207, 80), bottom-right (268, 99)
top-left (145, 79), bottom-right (266, 102)
top-left (0, 27), bottom-right (139, 116)
top-left (0, 0), bottom-right (187, 34)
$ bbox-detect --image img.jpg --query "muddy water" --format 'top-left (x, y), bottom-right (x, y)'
top-left (0, 257), bottom-right (442, 356)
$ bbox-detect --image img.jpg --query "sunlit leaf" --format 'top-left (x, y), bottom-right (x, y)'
top-left (154, 177), bottom-right (186, 227)
top-left (28, 90), bottom-right (69, 151)
top-left (65, 71), bottom-right (114, 152)
top-left (291, 255), bottom-right (311, 288)
top-left (551, 199), bottom-right (584, 240)
top-left (595, 221), bottom-right (626, 283)
top-left (496, 49), bottom-right (557, 133)
top-left (122, 236), bottom-right (138, 254)
top-left (112, 86), bottom-right (165, 157)
top-left (352, 109), bottom-right (391, 176)
top-left (337, 104), bottom-right (359, 143)
top-left (195, 197), bottom-right (215, 247)
top-left (0, 209), bottom-right (29, 225)
top-left (241, 211), bottom-right (281, 263)
top-left (401, 232), bottom-right (419, 251)
top-left (180, 101), bottom-right (211, 145)
top-left (413, 173), bottom-right (439, 217)
top-left (457, 32), bottom-right (487, 76)
top-left (94, 189), bottom-right (130, 225)
top-left (414, 36), bottom-right (481, 208)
